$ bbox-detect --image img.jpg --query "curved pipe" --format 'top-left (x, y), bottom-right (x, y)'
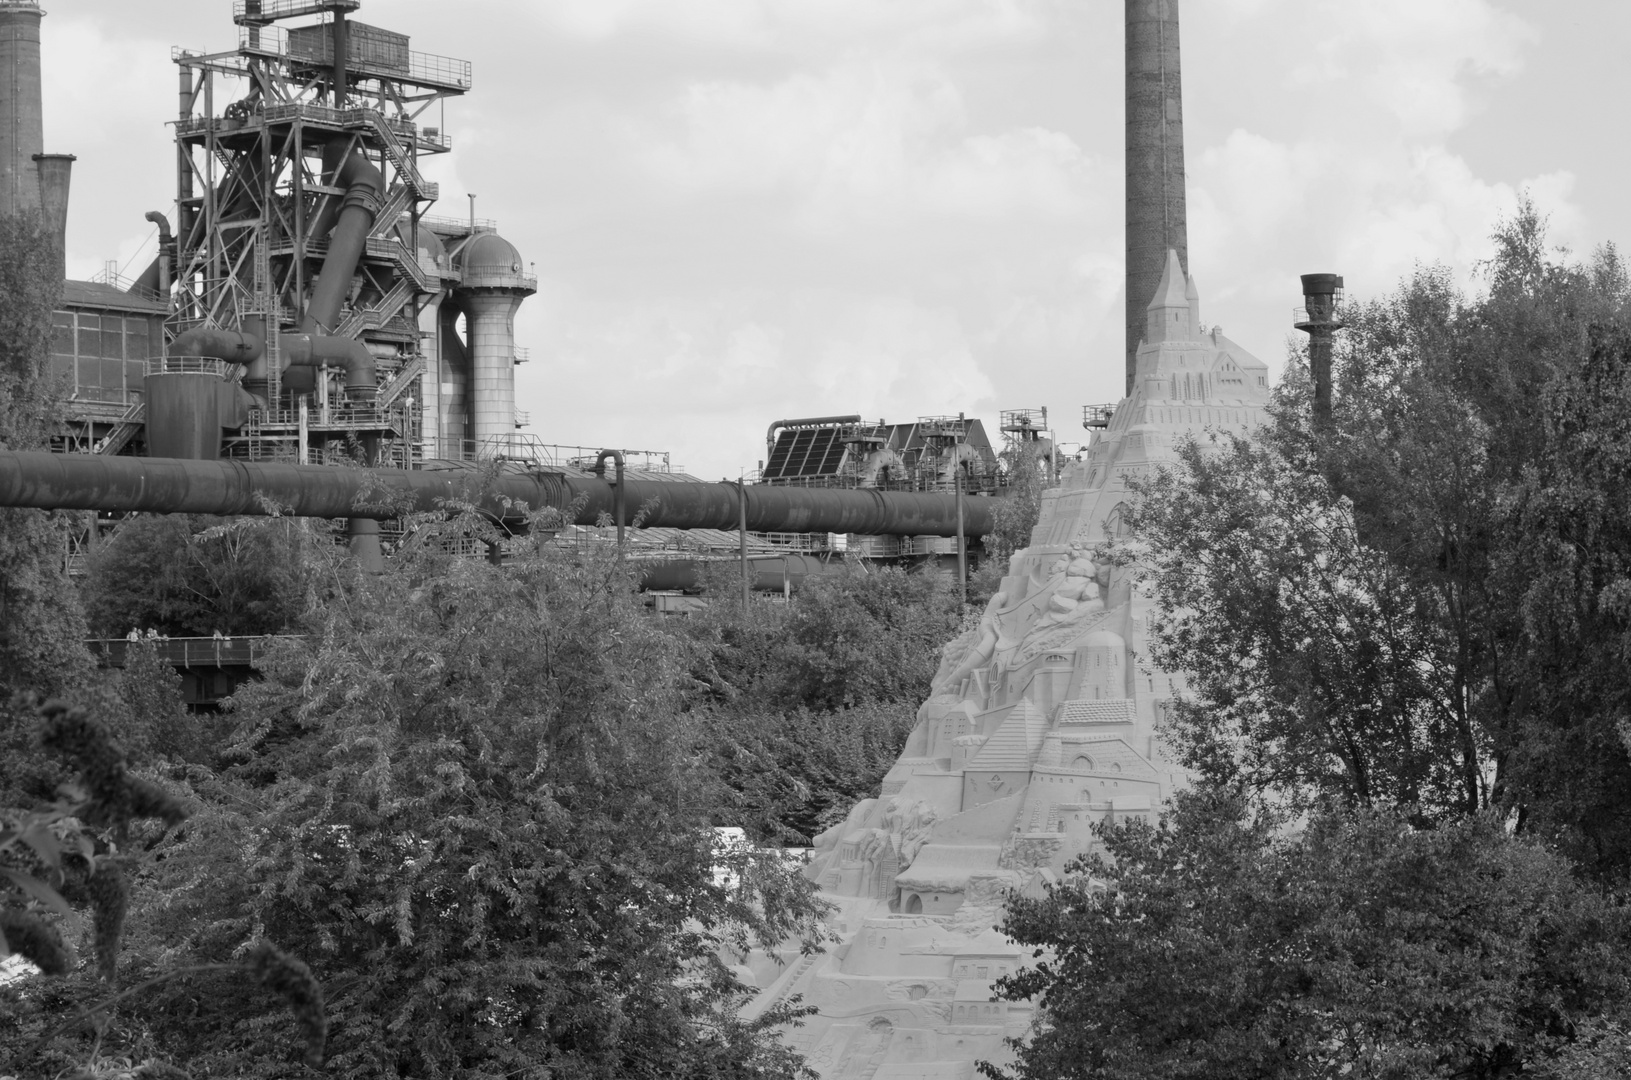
top-left (131, 210), bottom-right (175, 295)
top-left (281, 334), bottom-right (376, 397)
top-left (766, 415), bottom-right (863, 457)
top-left (168, 326), bottom-right (265, 366)
top-left (301, 149), bottom-right (385, 335)
top-left (592, 449), bottom-right (625, 547)
top-left (0, 451), bottom-right (1001, 536)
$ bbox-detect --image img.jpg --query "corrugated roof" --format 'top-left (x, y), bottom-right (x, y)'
top-left (60, 280), bottom-right (168, 314)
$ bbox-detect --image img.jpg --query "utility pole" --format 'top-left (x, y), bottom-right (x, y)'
top-left (955, 412), bottom-right (967, 608)
top-left (736, 478), bottom-right (750, 617)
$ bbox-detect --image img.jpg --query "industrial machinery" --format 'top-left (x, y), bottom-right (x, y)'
top-left (760, 415), bottom-right (1000, 494)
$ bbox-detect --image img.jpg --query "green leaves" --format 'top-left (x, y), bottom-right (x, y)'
top-left (987, 794), bottom-right (1631, 1080)
top-left (110, 535), bottom-right (826, 1077)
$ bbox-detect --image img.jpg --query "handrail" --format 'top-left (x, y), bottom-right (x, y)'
top-left (146, 356), bottom-right (233, 377)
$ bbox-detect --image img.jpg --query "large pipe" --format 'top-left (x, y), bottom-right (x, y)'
top-left (281, 333), bottom-right (376, 397)
top-left (300, 149), bottom-right (383, 335)
top-left (0, 451), bottom-right (1001, 536)
top-left (169, 325), bottom-right (265, 366)
top-left (1126, 0), bottom-right (1188, 396)
top-left (766, 415), bottom-right (863, 458)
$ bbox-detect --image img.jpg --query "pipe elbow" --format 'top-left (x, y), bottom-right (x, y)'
top-left (281, 334), bottom-right (378, 398)
top-left (144, 210), bottom-right (173, 242)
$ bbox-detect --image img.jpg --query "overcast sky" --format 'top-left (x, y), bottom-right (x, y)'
top-left (40, 0), bottom-right (1629, 477)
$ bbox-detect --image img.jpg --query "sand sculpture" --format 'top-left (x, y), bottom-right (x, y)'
top-left (743, 251), bottom-right (1273, 1078)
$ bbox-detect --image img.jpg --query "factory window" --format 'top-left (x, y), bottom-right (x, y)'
top-left (51, 312), bottom-right (74, 357)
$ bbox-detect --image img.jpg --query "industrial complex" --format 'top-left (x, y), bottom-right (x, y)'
top-left (0, 0), bottom-right (1051, 585)
top-left (0, 1), bottom-right (1338, 1077)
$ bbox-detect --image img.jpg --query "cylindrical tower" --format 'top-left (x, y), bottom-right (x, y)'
top-left (0, 0), bottom-right (44, 217)
top-left (452, 230), bottom-right (535, 450)
top-left (1125, 0), bottom-right (1188, 395)
top-left (32, 150), bottom-right (70, 277)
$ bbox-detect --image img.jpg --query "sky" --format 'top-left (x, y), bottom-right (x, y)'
top-left (38, 0), bottom-right (1631, 478)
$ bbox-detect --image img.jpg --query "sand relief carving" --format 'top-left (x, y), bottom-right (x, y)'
top-left (748, 257), bottom-right (1275, 1077)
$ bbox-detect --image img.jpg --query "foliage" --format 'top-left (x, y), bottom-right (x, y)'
top-left (985, 789), bottom-right (1631, 1080)
top-left (107, 517), bottom-right (826, 1079)
top-left (708, 701), bottom-right (919, 843)
top-left (1120, 428), bottom-right (1478, 820)
top-left (1, 699), bottom-right (323, 1079)
top-left (683, 565), bottom-right (960, 841)
top-left (1110, 201), bottom-right (1631, 874)
top-left (116, 638), bottom-right (210, 767)
top-left (0, 212), bottom-right (91, 696)
top-left (81, 514), bottom-right (313, 638)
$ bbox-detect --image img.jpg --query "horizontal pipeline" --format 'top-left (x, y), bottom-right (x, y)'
top-left (637, 553), bottom-right (847, 594)
top-left (0, 452), bottom-right (1000, 538)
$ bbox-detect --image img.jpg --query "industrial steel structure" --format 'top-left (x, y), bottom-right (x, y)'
top-left (0, 0), bottom-right (1023, 583)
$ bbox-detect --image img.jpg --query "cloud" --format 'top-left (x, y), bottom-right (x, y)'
top-left (42, 0), bottom-right (1603, 478)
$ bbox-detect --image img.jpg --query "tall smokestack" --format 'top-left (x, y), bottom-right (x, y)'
top-left (33, 151), bottom-right (70, 278)
top-left (1125, 0), bottom-right (1188, 395)
top-left (0, 0), bottom-right (45, 217)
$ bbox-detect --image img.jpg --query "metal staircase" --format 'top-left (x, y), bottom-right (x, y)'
top-left (99, 403), bottom-right (146, 455)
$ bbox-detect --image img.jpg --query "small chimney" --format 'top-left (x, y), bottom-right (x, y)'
top-left (1294, 273), bottom-right (1345, 428)
top-left (33, 152), bottom-right (73, 281)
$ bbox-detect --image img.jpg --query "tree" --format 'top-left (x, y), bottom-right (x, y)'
top-left (81, 514), bottom-right (313, 638)
top-left (108, 517), bottom-right (826, 1078)
top-left (683, 564), bottom-right (962, 842)
top-left (1112, 202), bottom-right (1631, 871)
top-left (1121, 426), bottom-right (1476, 819)
top-left (985, 791), bottom-right (1631, 1080)
top-left (0, 212), bottom-right (91, 696)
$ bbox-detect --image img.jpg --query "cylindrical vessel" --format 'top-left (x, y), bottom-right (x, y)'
top-left (0, 1), bottom-right (44, 216)
top-left (462, 291), bottom-right (521, 446)
top-left (143, 373), bottom-right (224, 460)
top-left (1125, 0), bottom-right (1187, 394)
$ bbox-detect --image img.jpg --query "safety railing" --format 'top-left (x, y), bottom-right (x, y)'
top-left (233, 0), bottom-right (359, 24)
top-left (87, 634), bottom-right (303, 670)
top-left (421, 215), bottom-right (498, 235)
top-left (146, 356), bottom-right (234, 378)
top-left (512, 346), bottom-right (530, 364)
top-left (1292, 305), bottom-right (1345, 328)
top-left (1082, 403), bottom-right (1116, 430)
